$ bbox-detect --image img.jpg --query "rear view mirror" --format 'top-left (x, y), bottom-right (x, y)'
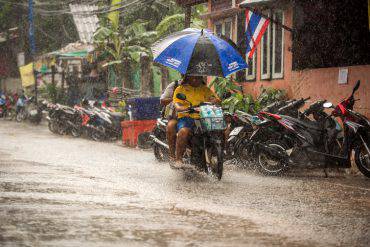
top-left (323, 102), bottom-right (333, 108)
top-left (352, 80), bottom-right (361, 95)
top-left (176, 93), bottom-right (187, 101)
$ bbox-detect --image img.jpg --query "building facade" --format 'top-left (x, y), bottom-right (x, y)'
top-left (177, 0), bottom-right (370, 117)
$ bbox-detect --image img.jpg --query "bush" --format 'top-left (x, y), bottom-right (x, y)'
top-left (222, 86), bottom-right (287, 114)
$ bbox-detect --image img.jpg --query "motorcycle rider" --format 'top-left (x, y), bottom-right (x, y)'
top-left (160, 78), bottom-right (184, 160)
top-left (173, 76), bottom-right (220, 166)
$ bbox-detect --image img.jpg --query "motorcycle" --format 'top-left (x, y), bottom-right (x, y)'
top-left (15, 97), bottom-right (44, 124)
top-left (93, 106), bottom-right (123, 140)
top-left (161, 93), bottom-right (226, 179)
top-left (255, 80), bottom-right (370, 177)
top-left (0, 95), bottom-right (15, 120)
top-left (73, 105), bottom-right (114, 141)
top-left (47, 104), bottom-right (80, 136)
top-left (151, 117), bottom-right (170, 162)
top-left (225, 97), bottom-right (311, 168)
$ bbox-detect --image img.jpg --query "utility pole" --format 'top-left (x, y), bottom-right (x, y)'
top-left (28, 0), bottom-right (38, 104)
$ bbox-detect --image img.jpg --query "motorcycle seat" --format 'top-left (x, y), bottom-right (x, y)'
top-left (284, 116), bottom-right (322, 130)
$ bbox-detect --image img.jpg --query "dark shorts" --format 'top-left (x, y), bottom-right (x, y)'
top-left (177, 117), bottom-right (195, 131)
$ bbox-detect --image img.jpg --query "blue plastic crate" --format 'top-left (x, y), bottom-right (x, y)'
top-left (126, 97), bottom-right (161, 120)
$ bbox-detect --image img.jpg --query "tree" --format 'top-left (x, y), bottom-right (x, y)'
top-left (0, 1), bottom-right (78, 58)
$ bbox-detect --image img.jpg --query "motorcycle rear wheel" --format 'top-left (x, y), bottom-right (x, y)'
top-left (355, 142), bottom-right (370, 178)
top-left (257, 140), bottom-right (290, 176)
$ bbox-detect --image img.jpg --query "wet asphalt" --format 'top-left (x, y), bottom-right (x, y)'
top-left (0, 121), bottom-right (369, 247)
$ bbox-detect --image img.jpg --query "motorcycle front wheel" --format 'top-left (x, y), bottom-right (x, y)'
top-left (71, 127), bottom-right (82, 138)
top-left (48, 121), bottom-right (58, 134)
top-left (16, 110), bottom-right (26, 122)
top-left (257, 140), bottom-right (290, 176)
top-left (5, 110), bottom-right (15, 121)
top-left (91, 129), bottom-right (104, 142)
top-left (355, 140), bottom-right (370, 178)
top-left (207, 143), bottom-right (224, 180)
top-left (153, 143), bottom-right (169, 162)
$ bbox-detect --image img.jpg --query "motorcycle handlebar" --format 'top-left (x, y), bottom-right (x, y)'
top-left (278, 97), bottom-right (310, 113)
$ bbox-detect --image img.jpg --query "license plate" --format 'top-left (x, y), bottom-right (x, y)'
top-left (230, 126), bottom-right (243, 136)
top-left (30, 110), bottom-right (38, 115)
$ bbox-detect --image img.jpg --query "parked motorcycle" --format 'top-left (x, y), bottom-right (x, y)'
top-left (15, 97), bottom-right (45, 124)
top-left (151, 117), bottom-right (170, 162)
top-left (255, 80), bottom-right (370, 178)
top-left (0, 95), bottom-right (15, 120)
top-left (73, 105), bottom-right (117, 141)
top-left (93, 106), bottom-right (123, 140)
top-left (226, 97), bottom-right (311, 168)
top-left (47, 104), bottom-right (80, 136)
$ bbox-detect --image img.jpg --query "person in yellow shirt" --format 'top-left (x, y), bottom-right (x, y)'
top-left (173, 76), bottom-right (220, 166)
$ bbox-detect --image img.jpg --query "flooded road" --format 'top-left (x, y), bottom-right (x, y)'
top-left (0, 121), bottom-right (369, 246)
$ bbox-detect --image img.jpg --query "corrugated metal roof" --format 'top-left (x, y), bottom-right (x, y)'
top-left (69, 4), bottom-right (99, 44)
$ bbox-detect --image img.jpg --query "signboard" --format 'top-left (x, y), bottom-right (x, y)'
top-left (338, 67), bottom-right (348, 85)
top-left (19, 63), bottom-right (35, 87)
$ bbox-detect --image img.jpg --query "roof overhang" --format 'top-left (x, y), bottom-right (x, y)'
top-left (200, 7), bottom-right (242, 20)
top-left (239, 0), bottom-right (273, 8)
top-left (239, 0), bottom-right (291, 9)
top-left (176, 0), bottom-right (207, 6)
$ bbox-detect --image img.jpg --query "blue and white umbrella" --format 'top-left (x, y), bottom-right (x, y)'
top-left (152, 28), bottom-right (248, 77)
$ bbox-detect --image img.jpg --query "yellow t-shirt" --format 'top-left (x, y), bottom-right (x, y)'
top-left (173, 84), bottom-right (216, 119)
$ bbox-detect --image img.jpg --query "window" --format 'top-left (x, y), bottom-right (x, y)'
top-left (214, 18), bottom-right (233, 40)
top-left (261, 12), bottom-right (271, 80)
top-left (260, 10), bottom-right (284, 80)
top-left (215, 23), bottom-right (223, 36)
top-left (272, 10), bottom-right (284, 78)
top-left (246, 52), bottom-right (256, 81)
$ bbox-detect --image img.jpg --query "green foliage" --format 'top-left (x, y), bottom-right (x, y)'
top-left (156, 14), bottom-right (185, 37)
top-left (0, 1), bottom-right (78, 55)
top-left (256, 87), bottom-right (287, 107)
top-left (38, 83), bottom-right (64, 104)
top-left (155, 12), bottom-right (205, 38)
top-left (221, 86), bottom-right (287, 114)
top-left (209, 77), bottom-right (241, 98)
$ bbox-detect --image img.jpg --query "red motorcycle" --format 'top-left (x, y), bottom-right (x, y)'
top-left (256, 80), bottom-right (370, 177)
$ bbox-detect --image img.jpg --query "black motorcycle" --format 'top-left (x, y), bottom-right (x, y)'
top-left (256, 80), bottom-right (370, 178)
top-left (152, 93), bottom-right (225, 180)
top-left (226, 97), bottom-right (310, 168)
top-left (47, 104), bottom-right (80, 136)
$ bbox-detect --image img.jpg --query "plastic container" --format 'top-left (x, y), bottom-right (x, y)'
top-left (121, 119), bottom-right (157, 147)
top-left (200, 105), bottom-right (226, 131)
top-left (126, 97), bottom-right (161, 120)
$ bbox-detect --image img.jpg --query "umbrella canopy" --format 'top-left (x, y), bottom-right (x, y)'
top-left (152, 28), bottom-right (247, 77)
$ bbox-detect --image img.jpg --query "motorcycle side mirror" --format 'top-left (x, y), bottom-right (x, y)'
top-left (352, 80), bottom-right (361, 95)
top-left (176, 93), bottom-right (187, 101)
top-left (323, 102), bottom-right (333, 108)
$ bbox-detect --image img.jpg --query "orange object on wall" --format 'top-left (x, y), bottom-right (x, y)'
top-left (121, 120), bottom-right (157, 147)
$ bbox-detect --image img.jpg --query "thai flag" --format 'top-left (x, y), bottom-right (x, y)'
top-left (245, 9), bottom-right (270, 59)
